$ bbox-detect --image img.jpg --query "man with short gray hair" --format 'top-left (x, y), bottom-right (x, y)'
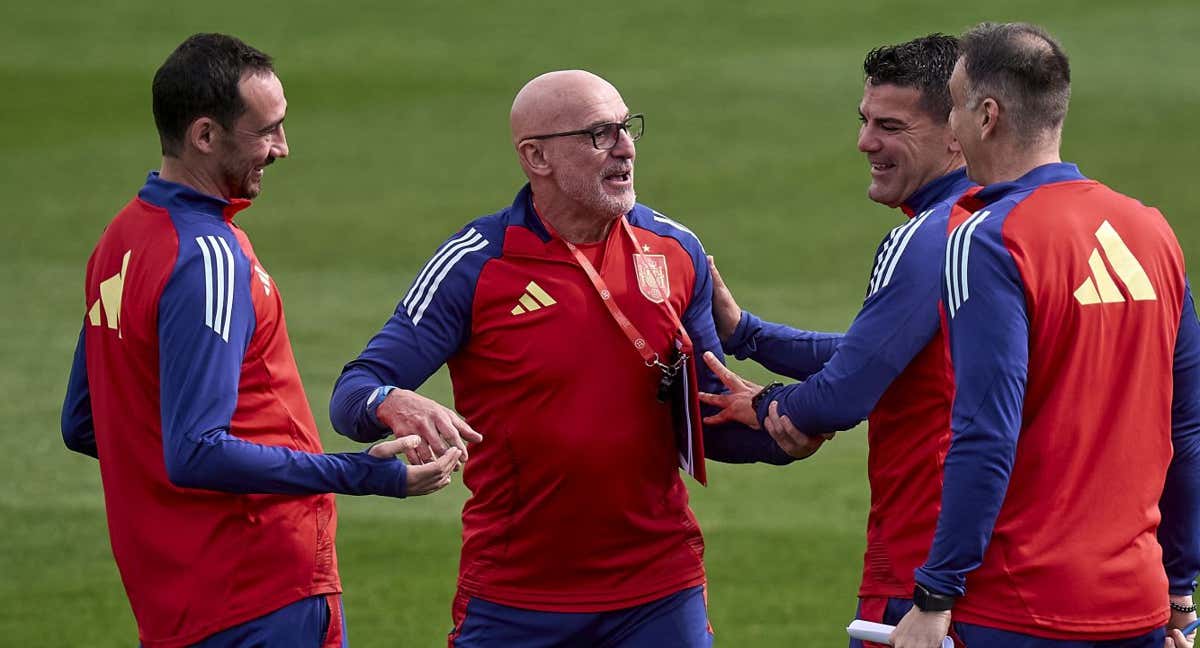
top-left (891, 22), bottom-right (1200, 648)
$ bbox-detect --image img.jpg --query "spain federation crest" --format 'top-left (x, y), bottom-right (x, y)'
top-left (632, 253), bottom-right (670, 304)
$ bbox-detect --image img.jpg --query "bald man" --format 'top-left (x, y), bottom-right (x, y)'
top-left (330, 70), bottom-right (800, 646)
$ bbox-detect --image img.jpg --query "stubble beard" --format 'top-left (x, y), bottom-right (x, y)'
top-left (559, 173), bottom-right (636, 220)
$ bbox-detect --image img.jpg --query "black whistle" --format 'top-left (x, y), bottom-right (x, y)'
top-left (657, 371), bottom-right (676, 403)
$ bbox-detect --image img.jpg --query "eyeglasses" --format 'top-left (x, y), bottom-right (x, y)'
top-left (522, 114), bottom-right (644, 150)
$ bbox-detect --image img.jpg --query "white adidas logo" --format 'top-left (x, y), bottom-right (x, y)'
top-left (1073, 220), bottom-right (1156, 305)
top-left (510, 281), bottom-right (556, 315)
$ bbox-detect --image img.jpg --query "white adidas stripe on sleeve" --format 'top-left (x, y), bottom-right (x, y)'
top-left (411, 236), bottom-right (490, 326)
top-left (194, 235), bottom-right (236, 342)
top-left (945, 210), bottom-right (990, 318)
top-left (404, 228), bottom-right (481, 315)
top-left (867, 210), bottom-right (931, 298)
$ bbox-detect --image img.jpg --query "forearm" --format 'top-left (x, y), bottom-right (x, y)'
top-left (724, 311), bottom-right (841, 381)
top-left (62, 328), bottom-right (97, 458)
top-left (1160, 443), bottom-right (1200, 594)
top-left (1163, 282), bottom-right (1200, 594)
top-left (330, 364), bottom-right (391, 442)
top-left (915, 426), bottom-right (1017, 596)
top-left (703, 422), bottom-right (795, 465)
top-left (166, 427), bottom-right (407, 497)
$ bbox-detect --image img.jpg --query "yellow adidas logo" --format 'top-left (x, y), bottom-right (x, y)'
top-left (510, 281), bottom-right (556, 315)
top-left (88, 250), bottom-right (131, 337)
top-left (1074, 221), bottom-right (1156, 305)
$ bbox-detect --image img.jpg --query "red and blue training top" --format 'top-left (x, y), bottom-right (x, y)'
top-left (330, 184), bottom-right (790, 614)
top-left (916, 163), bottom-right (1200, 639)
top-left (724, 168), bottom-right (976, 598)
top-left (61, 173), bottom-right (409, 648)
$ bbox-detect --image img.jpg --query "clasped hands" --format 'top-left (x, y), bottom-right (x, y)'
top-left (367, 389), bottom-right (484, 496)
top-left (697, 351), bottom-right (832, 460)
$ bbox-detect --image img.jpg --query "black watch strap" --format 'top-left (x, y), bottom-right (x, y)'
top-left (751, 381), bottom-right (784, 412)
top-left (913, 583), bottom-right (956, 612)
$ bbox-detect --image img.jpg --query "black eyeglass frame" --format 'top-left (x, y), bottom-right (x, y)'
top-left (520, 114), bottom-right (644, 150)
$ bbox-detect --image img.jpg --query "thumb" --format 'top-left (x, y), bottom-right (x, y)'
top-left (437, 447), bottom-right (463, 470)
top-left (707, 255), bottom-right (725, 287)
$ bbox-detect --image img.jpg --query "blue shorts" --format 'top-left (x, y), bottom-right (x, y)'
top-left (953, 621), bottom-right (1165, 648)
top-left (184, 593), bottom-right (347, 648)
top-left (450, 585), bottom-right (712, 648)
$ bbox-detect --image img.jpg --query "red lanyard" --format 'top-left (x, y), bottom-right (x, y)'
top-left (537, 208), bottom-right (690, 369)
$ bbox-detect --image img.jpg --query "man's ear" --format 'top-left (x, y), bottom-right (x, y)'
top-left (946, 128), bottom-right (962, 154)
top-left (187, 117), bottom-right (219, 155)
top-left (517, 140), bottom-right (552, 177)
top-left (979, 97), bottom-right (1000, 141)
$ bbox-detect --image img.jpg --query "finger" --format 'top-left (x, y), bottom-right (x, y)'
top-left (777, 414), bottom-right (802, 438)
top-left (368, 435), bottom-right (420, 459)
top-left (765, 402), bottom-right (795, 453)
top-left (435, 414), bottom-right (468, 459)
top-left (414, 417), bottom-right (449, 455)
top-left (697, 392), bottom-right (731, 407)
top-left (763, 411), bottom-right (791, 454)
top-left (438, 447), bottom-right (463, 468)
top-left (436, 448), bottom-right (463, 478)
top-left (702, 351), bottom-right (744, 391)
top-left (702, 411), bottom-right (736, 426)
top-left (399, 436), bottom-right (433, 462)
top-left (413, 439), bottom-right (436, 464)
top-left (453, 414), bottom-right (484, 443)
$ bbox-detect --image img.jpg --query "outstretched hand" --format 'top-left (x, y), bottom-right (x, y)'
top-left (369, 436), bottom-right (463, 496)
top-left (707, 256), bottom-right (742, 343)
top-left (697, 351), bottom-right (762, 429)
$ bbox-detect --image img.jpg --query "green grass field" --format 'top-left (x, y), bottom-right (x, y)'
top-left (3, 1), bottom-right (1198, 645)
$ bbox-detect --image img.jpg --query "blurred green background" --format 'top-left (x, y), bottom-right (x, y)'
top-left (3, 0), bottom-right (1197, 645)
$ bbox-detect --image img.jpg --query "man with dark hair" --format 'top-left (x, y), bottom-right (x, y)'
top-left (61, 32), bottom-right (471, 647)
top-left (891, 22), bottom-right (1200, 648)
top-left (697, 34), bottom-right (971, 646)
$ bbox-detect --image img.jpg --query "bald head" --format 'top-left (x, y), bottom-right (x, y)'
top-left (510, 70), bottom-right (626, 146)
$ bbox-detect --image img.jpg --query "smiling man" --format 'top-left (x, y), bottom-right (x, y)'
top-left (696, 35), bottom-right (973, 646)
top-left (329, 69), bottom-right (794, 647)
top-left (61, 33), bottom-right (465, 648)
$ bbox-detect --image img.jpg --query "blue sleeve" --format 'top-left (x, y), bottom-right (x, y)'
top-left (330, 226), bottom-right (492, 441)
top-left (671, 227), bottom-right (794, 465)
top-left (915, 212), bottom-right (1027, 597)
top-left (763, 214), bottom-right (943, 434)
top-left (723, 310), bottom-right (841, 381)
top-left (1159, 279), bottom-right (1200, 595)
top-left (159, 230), bottom-right (407, 497)
top-left (62, 323), bottom-right (97, 458)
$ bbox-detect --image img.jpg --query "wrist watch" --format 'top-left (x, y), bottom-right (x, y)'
top-left (366, 385), bottom-right (397, 429)
top-left (751, 381), bottom-right (784, 412)
top-left (913, 583), bottom-right (957, 612)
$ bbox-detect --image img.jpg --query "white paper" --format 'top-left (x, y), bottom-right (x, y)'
top-left (846, 619), bottom-right (953, 647)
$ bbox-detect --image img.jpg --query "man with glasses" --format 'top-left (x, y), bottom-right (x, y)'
top-left (329, 69), bottom-right (798, 646)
